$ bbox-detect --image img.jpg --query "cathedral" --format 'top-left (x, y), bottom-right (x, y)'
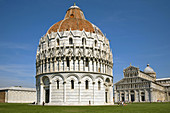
top-left (114, 64), bottom-right (170, 103)
top-left (35, 4), bottom-right (113, 105)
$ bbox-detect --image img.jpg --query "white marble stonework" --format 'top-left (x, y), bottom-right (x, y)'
top-left (36, 4), bottom-right (114, 105)
top-left (114, 64), bottom-right (170, 103)
top-left (0, 86), bottom-right (36, 103)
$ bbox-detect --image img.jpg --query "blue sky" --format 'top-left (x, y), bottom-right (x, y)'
top-left (0, 0), bottom-right (170, 88)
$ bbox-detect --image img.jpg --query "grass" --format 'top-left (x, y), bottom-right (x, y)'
top-left (0, 102), bottom-right (170, 113)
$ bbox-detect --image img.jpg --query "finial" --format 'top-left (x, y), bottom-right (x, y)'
top-left (147, 64), bottom-right (150, 67)
top-left (130, 63), bottom-right (131, 66)
top-left (74, 2), bottom-right (76, 6)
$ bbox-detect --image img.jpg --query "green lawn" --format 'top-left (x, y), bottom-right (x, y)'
top-left (0, 102), bottom-right (170, 113)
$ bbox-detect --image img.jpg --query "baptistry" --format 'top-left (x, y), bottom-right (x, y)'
top-left (36, 4), bottom-right (113, 105)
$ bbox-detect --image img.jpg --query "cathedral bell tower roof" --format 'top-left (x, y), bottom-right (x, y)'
top-left (46, 3), bottom-right (96, 35)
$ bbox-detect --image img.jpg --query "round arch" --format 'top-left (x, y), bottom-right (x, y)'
top-left (81, 74), bottom-right (94, 82)
top-left (66, 73), bottom-right (80, 81)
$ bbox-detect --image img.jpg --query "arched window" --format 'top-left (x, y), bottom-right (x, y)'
top-left (98, 81), bottom-right (101, 90)
top-left (57, 80), bottom-right (59, 89)
top-left (66, 57), bottom-right (70, 67)
top-left (71, 80), bottom-right (74, 89)
top-left (105, 78), bottom-right (110, 83)
top-left (85, 80), bottom-right (89, 89)
top-left (82, 38), bottom-right (86, 45)
top-left (85, 58), bottom-right (89, 67)
top-left (95, 40), bottom-right (97, 47)
top-left (57, 39), bottom-right (60, 46)
top-left (70, 14), bottom-right (74, 18)
top-left (69, 38), bottom-right (73, 44)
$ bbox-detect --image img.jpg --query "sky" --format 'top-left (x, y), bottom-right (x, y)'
top-left (0, 0), bottom-right (170, 88)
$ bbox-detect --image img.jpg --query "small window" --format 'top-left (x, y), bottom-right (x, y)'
top-left (69, 38), bottom-right (73, 44)
top-left (66, 57), bottom-right (70, 67)
top-left (57, 80), bottom-right (59, 89)
top-left (82, 38), bottom-right (86, 45)
top-left (71, 80), bottom-right (74, 89)
top-left (95, 40), bottom-right (97, 47)
top-left (85, 80), bottom-right (89, 89)
top-left (57, 39), bottom-right (60, 46)
top-left (85, 58), bottom-right (89, 67)
top-left (70, 14), bottom-right (74, 18)
top-left (98, 81), bottom-right (101, 90)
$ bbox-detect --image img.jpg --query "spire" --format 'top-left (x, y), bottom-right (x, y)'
top-left (130, 63), bottom-right (132, 66)
top-left (74, 2), bottom-right (76, 6)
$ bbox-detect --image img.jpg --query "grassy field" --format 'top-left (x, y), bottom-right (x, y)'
top-left (0, 102), bottom-right (170, 113)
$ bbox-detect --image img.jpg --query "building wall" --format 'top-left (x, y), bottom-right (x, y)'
top-left (0, 91), bottom-right (5, 103)
top-left (151, 89), bottom-right (166, 102)
top-left (7, 90), bottom-right (36, 103)
top-left (36, 73), bottom-right (113, 105)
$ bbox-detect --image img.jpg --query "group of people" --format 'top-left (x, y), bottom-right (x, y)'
top-left (117, 101), bottom-right (127, 106)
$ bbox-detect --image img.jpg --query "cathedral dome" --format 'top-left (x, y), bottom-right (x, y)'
top-left (46, 4), bottom-right (103, 36)
top-left (144, 64), bottom-right (155, 73)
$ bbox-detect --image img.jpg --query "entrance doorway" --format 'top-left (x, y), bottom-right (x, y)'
top-left (141, 92), bottom-right (145, 101)
top-left (131, 94), bottom-right (134, 102)
top-left (130, 90), bottom-right (135, 102)
top-left (121, 93), bottom-right (125, 102)
top-left (45, 89), bottom-right (49, 103)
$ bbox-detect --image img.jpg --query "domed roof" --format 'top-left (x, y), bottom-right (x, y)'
top-left (144, 64), bottom-right (155, 73)
top-left (46, 4), bottom-right (103, 36)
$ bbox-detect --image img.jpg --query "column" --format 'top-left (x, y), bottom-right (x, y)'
top-left (119, 91), bottom-right (122, 101)
top-left (43, 60), bottom-right (45, 73)
top-left (135, 90), bottom-right (138, 102)
top-left (49, 82), bottom-right (52, 103)
top-left (40, 83), bottom-right (43, 104)
top-left (63, 81), bottom-right (66, 103)
top-left (64, 58), bottom-right (67, 71)
top-left (144, 89), bottom-right (147, 102)
top-left (70, 57), bottom-right (73, 71)
top-left (100, 61), bottom-right (102, 73)
top-left (83, 57), bottom-right (86, 71)
top-left (50, 58), bottom-right (53, 72)
top-left (93, 59), bottom-right (95, 72)
top-left (58, 58), bottom-right (61, 71)
top-left (78, 57), bottom-right (80, 71)
top-left (128, 90), bottom-right (131, 102)
top-left (89, 58), bottom-right (92, 72)
top-left (105, 63), bottom-right (107, 74)
top-left (40, 60), bottom-right (42, 74)
top-left (139, 90), bottom-right (141, 102)
top-left (54, 57), bottom-right (57, 72)
top-left (103, 62), bottom-right (105, 73)
top-left (93, 82), bottom-right (95, 104)
top-left (150, 88), bottom-right (153, 102)
top-left (114, 90), bottom-right (117, 102)
top-left (124, 91), bottom-right (127, 102)
top-left (46, 59), bottom-right (49, 73)
top-left (110, 85), bottom-right (113, 104)
top-left (78, 81), bottom-right (81, 103)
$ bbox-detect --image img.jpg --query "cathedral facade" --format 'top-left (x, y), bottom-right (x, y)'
top-left (114, 64), bottom-right (170, 103)
top-left (36, 4), bottom-right (113, 105)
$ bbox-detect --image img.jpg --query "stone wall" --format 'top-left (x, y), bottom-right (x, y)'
top-left (0, 91), bottom-right (5, 103)
top-left (7, 90), bottom-right (36, 103)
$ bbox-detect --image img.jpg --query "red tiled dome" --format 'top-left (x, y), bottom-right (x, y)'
top-left (47, 4), bottom-right (95, 34)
